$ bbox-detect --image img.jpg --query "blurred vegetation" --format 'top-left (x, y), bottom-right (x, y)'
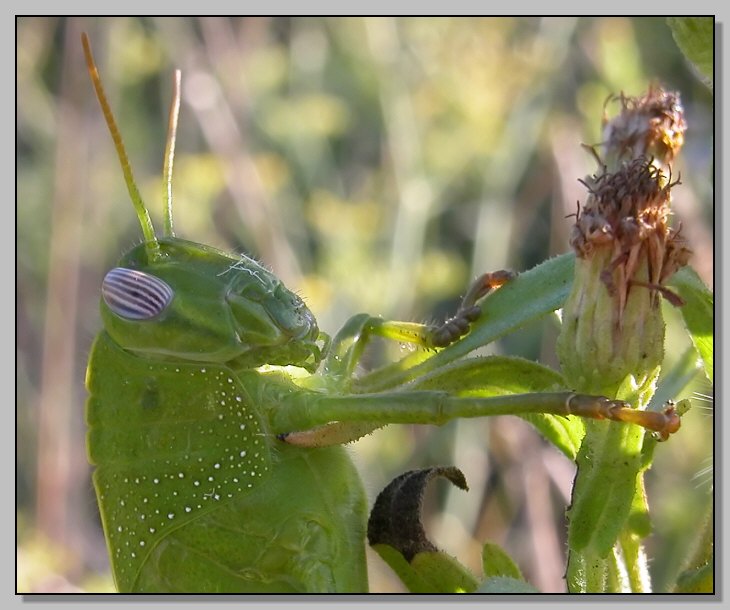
top-left (17, 17), bottom-right (713, 593)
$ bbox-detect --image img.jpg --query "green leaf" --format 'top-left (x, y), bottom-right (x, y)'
top-left (370, 546), bottom-right (478, 593)
top-left (567, 377), bottom-right (649, 560)
top-left (449, 253), bottom-right (574, 361)
top-left (409, 552), bottom-right (480, 593)
top-left (481, 542), bottom-right (524, 580)
top-left (667, 17), bottom-right (714, 88)
top-left (567, 422), bottom-right (644, 557)
top-left (626, 477), bottom-right (651, 539)
top-left (357, 253), bottom-right (575, 392)
top-left (477, 576), bottom-right (540, 593)
top-left (411, 355), bottom-right (584, 460)
top-left (671, 502), bottom-right (714, 593)
top-left (673, 562), bottom-right (713, 593)
top-left (648, 346), bottom-right (704, 412)
top-left (618, 530), bottom-right (651, 592)
top-left (668, 266), bottom-right (714, 383)
top-left (519, 409), bottom-right (585, 463)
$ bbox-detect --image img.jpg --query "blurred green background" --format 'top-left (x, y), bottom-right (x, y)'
top-left (17, 16), bottom-right (713, 593)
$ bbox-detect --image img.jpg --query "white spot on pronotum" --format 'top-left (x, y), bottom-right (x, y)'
top-left (214, 463), bottom-right (221, 469)
top-left (240, 450), bottom-right (247, 458)
top-left (193, 480), bottom-right (200, 487)
top-left (168, 513), bottom-right (175, 520)
top-left (185, 506), bottom-right (192, 513)
top-left (153, 478), bottom-right (159, 484)
top-left (178, 472), bottom-right (184, 478)
top-left (139, 540), bottom-right (145, 547)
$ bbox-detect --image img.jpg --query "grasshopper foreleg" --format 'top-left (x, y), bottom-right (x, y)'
top-left (426, 269), bottom-right (515, 348)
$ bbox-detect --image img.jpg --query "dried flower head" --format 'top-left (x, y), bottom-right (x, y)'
top-left (601, 84), bottom-right (687, 165)
top-left (570, 157), bottom-right (692, 319)
top-left (557, 84), bottom-right (691, 395)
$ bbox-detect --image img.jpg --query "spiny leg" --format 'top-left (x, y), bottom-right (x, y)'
top-left (276, 390), bottom-right (686, 447)
top-left (429, 269), bottom-right (516, 346)
top-left (322, 270), bottom-right (515, 382)
top-left (379, 270), bottom-right (516, 349)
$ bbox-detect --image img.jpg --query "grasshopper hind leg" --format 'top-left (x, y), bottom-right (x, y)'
top-left (278, 422), bottom-right (383, 448)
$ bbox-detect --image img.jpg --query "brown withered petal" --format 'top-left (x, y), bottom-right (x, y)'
top-left (571, 157), bottom-right (690, 314)
top-left (602, 84), bottom-right (687, 164)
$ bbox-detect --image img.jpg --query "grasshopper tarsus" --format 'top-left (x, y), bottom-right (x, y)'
top-left (566, 394), bottom-right (682, 440)
top-left (427, 269), bottom-right (515, 348)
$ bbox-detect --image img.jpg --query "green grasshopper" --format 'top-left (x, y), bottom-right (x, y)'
top-left (82, 34), bottom-right (682, 593)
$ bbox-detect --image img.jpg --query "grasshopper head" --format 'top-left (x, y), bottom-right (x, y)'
top-left (83, 34), bottom-right (324, 372)
top-left (101, 238), bottom-right (324, 372)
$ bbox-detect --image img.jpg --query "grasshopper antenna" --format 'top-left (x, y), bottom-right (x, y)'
top-left (81, 32), bottom-right (160, 260)
top-left (162, 70), bottom-right (181, 237)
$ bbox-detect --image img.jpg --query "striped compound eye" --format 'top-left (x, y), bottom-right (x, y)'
top-left (102, 267), bottom-right (173, 320)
